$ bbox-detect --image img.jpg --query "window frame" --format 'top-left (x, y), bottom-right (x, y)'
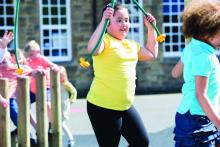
top-left (0, 0), bottom-right (15, 48)
top-left (39, 0), bottom-right (72, 62)
top-left (162, 0), bottom-right (185, 58)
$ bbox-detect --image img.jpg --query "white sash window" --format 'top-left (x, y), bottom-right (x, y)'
top-left (162, 0), bottom-right (184, 57)
top-left (0, 0), bottom-right (15, 48)
top-left (40, 0), bottom-right (72, 62)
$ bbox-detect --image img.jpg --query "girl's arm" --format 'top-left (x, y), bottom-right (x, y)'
top-left (171, 60), bottom-right (183, 78)
top-left (138, 14), bottom-right (158, 61)
top-left (0, 48), bottom-right (7, 63)
top-left (196, 76), bottom-right (220, 130)
top-left (40, 55), bottom-right (59, 71)
top-left (0, 94), bottom-right (9, 108)
top-left (64, 81), bottom-right (77, 103)
top-left (87, 7), bottom-right (114, 55)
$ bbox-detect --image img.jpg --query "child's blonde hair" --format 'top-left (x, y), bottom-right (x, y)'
top-left (25, 40), bottom-right (41, 52)
top-left (60, 66), bottom-right (68, 83)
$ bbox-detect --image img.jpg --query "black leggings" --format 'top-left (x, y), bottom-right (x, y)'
top-left (87, 102), bottom-right (149, 147)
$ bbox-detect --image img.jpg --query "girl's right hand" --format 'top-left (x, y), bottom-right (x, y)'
top-left (144, 13), bottom-right (156, 29)
top-left (0, 31), bottom-right (13, 49)
top-left (102, 7), bottom-right (114, 22)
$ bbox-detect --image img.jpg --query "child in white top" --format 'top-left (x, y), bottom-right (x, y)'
top-left (60, 66), bottom-right (77, 147)
top-left (0, 31), bottom-right (13, 108)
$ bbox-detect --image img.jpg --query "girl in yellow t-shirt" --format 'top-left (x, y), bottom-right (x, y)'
top-left (87, 2), bottom-right (158, 147)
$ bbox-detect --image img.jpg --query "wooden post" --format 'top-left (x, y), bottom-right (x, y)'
top-left (0, 78), bottom-right (11, 147)
top-left (17, 76), bottom-right (30, 147)
top-left (35, 72), bottom-right (48, 147)
top-left (50, 70), bottom-right (62, 147)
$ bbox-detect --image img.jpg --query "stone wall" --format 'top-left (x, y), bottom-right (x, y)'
top-left (19, 0), bottom-right (40, 48)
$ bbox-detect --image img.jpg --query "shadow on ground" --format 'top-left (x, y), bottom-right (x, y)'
top-left (149, 127), bottom-right (174, 147)
top-left (65, 127), bottom-right (174, 147)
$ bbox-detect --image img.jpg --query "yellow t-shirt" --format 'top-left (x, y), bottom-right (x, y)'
top-left (87, 33), bottom-right (141, 110)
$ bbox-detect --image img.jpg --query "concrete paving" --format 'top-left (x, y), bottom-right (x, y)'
top-left (65, 93), bottom-right (181, 147)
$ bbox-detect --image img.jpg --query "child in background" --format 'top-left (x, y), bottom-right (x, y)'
top-left (0, 31), bottom-right (38, 145)
top-left (0, 31), bottom-right (13, 108)
top-left (87, 3), bottom-right (158, 147)
top-left (25, 40), bottom-right (59, 96)
top-left (173, 0), bottom-right (220, 146)
top-left (0, 51), bottom-right (38, 145)
top-left (10, 48), bottom-right (28, 65)
top-left (60, 66), bottom-right (77, 147)
top-left (25, 40), bottom-right (59, 131)
top-left (9, 49), bottom-right (39, 130)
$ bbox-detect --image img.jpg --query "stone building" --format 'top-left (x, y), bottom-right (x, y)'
top-left (0, 0), bottom-right (185, 97)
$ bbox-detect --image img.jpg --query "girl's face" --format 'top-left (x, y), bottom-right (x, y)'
top-left (27, 50), bottom-right (40, 58)
top-left (209, 31), bottom-right (220, 49)
top-left (107, 8), bottom-right (130, 40)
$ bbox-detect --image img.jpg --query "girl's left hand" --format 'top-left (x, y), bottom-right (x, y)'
top-left (144, 13), bottom-right (156, 28)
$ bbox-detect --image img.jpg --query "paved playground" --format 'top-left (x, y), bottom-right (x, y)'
top-left (10, 93), bottom-right (180, 146)
top-left (63, 93), bottom-right (181, 147)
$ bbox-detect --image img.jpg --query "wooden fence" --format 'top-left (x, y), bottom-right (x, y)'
top-left (0, 70), bottom-right (62, 147)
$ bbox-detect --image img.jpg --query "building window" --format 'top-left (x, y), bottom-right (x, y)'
top-left (40, 0), bottom-right (72, 62)
top-left (163, 0), bottom-right (184, 57)
top-left (0, 0), bottom-right (14, 47)
top-left (117, 0), bottom-right (144, 46)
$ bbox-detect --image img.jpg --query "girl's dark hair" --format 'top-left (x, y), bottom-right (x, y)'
top-left (102, 2), bottom-right (128, 16)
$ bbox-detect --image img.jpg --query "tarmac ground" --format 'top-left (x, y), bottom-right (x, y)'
top-left (64, 93), bottom-right (181, 147)
top-left (11, 93), bottom-right (181, 147)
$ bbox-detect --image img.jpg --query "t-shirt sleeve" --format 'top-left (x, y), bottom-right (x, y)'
top-left (136, 42), bottom-right (141, 53)
top-left (192, 53), bottom-right (211, 77)
top-left (131, 40), bottom-right (140, 53)
top-left (0, 47), bottom-right (7, 63)
top-left (103, 34), bottom-right (110, 49)
top-left (180, 47), bottom-right (186, 63)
